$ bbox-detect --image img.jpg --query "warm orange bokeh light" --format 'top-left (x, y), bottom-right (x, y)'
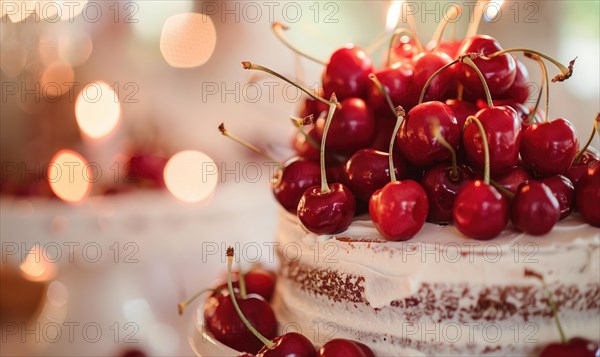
top-left (164, 150), bottom-right (218, 203)
top-left (75, 81), bottom-right (121, 139)
top-left (40, 61), bottom-right (74, 98)
top-left (20, 245), bottom-right (58, 282)
top-left (386, 1), bottom-right (401, 32)
top-left (160, 13), bottom-right (217, 68)
top-left (47, 149), bottom-right (92, 204)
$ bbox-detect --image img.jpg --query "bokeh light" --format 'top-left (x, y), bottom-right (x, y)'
top-left (47, 149), bottom-right (92, 204)
top-left (160, 12), bottom-right (217, 68)
top-left (75, 81), bottom-right (121, 139)
top-left (133, 0), bottom-right (193, 42)
top-left (58, 31), bottom-right (93, 66)
top-left (40, 61), bottom-right (75, 98)
top-left (20, 245), bottom-right (58, 282)
top-left (484, 0), bottom-right (504, 22)
top-left (164, 150), bottom-right (218, 203)
top-left (385, 1), bottom-right (401, 32)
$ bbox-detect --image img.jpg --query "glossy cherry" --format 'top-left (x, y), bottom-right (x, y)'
top-left (463, 106), bottom-right (522, 175)
top-left (397, 101), bottom-right (460, 167)
top-left (257, 332), bottom-right (316, 357)
top-left (497, 59), bottom-right (530, 104)
top-left (576, 161), bottom-right (600, 227)
top-left (520, 118), bottom-right (579, 176)
top-left (453, 180), bottom-right (509, 239)
top-left (494, 166), bottom-right (532, 194)
top-left (445, 99), bottom-right (479, 130)
top-left (203, 291), bottom-right (277, 354)
top-left (322, 45), bottom-right (373, 101)
top-left (315, 98), bottom-right (376, 155)
top-left (456, 35), bottom-right (516, 99)
top-left (345, 148), bottom-right (405, 202)
top-left (421, 163), bottom-right (473, 223)
top-left (319, 339), bottom-right (375, 357)
top-left (511, 181), bottom-right (560, 235)
top-left (564, 150), bottom-right (599, 187)
top-left (412, 51), bottom-right (454, 102)
top-left (272, 159), bottom-right (321, 213)
top-left (370, 179), bottom-right (429, 240)
top-left (541, 175), bottom-right (575, 220)
top-left (366, 62), bottom-right (419, 119)
top-left (539, 337), bottom-right (600, 357)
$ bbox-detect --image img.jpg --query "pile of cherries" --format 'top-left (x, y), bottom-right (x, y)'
top-left (178, 248), bottom-right (375, 357)
top-left (223, 16), bottom-right (599, 242)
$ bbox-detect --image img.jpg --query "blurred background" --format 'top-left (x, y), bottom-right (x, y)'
top-left (1, 1), bottom-right (598, 356)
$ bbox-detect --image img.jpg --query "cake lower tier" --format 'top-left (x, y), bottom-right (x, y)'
top-left (273, 210), bottom-right (600, 356)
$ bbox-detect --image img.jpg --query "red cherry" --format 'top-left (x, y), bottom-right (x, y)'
top-left (463, 106), bottom-right (522, 175)
top-left (370, 116), bottom-right (399, 152)
top-left (291, 127), bottom-right (320, 162)
top-left (456, 35), bottom-right (516, 99)
top-left (397, 101), bottom-right (460, 167)
top-left (564, 150), bottom-right (599, 187)
top-left (243, 267), bottom-right (276, 302)
top-left (520, 118), bottom-right (579, 176)
top-left (445, 99), bottom-right (479, 130)
top-left (494, 166), bottom-right (532, 194)
top-left (453, 180), bottom-right (509, 239)
top-left (541, 175), bottom-right (575, 220)
top-left (345, 148), bottom-right (406, 202)
top-left (366, 62), bottom-right (418, 118)
top-left (120, 349), bottom-right (147, 357)
top-left (322, 45), bottom-right (373, 101)
top-left (421, 163), bottom-right (473, 223)
top-left (297, 183), bottom-right (356, 234)
top-left (539, 337), bottom-right (600, 357)
top-left (437, 39), bottom-right (462, 59)
top-left (369, 180), bottom-right (429, 241)
top-left (257, 332), bottom-right (316, 357)
top-left (319, 339), bottom-right (375, 357)
top-left (412, 51), bottom-right (454, 102)
top-left (511, 181), bottom-right (560, 235)
top-left (298, 96), bottom-right (328, 120)
top-left (389, 35), bottom-right (421, 64)
top-left (204, 292), bottom-right (277, 354)
top-left (326, 160), bottom-right (348, 186)
top-left (497, 59), bottom-right (530, 104)
top-left (576, 161), bottom-right (600, 226)
top-left (272, 159), bottom-right (321, 213)
top-left (127, 153), bottom-right (168, 187)
top-left (315, 98), bottom-right (376, 155)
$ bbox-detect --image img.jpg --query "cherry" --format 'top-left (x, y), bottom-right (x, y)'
top-left (366, 62), bottom-right (418, 119)
top-left (445, 99), bottom-right (478, 130)
top-left (126, 153), bottom-right (168, 188)
top-left (272, 159), bottom-right (321, 213)
top-left (201, 287), bottom-right (277, 354)
top-left (370, 115), bottom-right (399, 152)
top-left (298, 96), bottom-right (328, 120)
top-left (425, 4), bottom-right (462, 59)
top-left (386, 28), bottom-right (424, 66)
top-left (511, 181), bottom-right (560, 235)
top-left (119, 349), bottom-right (147, 357)
top-left (322, 45), bottom-right (373, 101)
top-left (369, 106), bottom-right (429, 240)
top-left (319, 339), bottom-right (375, 357)
top-left (494, 166), bottom-right (532, 194)
top-left (520, 118), bottom-right (579, 176)
top-left (298, 97), bottom-right (356, 234)
top-left (422, 163), bottom-right (473, 223)
top-left (397, 101), bottom-right (460, 167)
top-left (413, 51), bottom-right (454, 102)
top-left (565, 114), bottom-right (600, 186)
top-left (314, 97), bottom-right (376, 155)
top-left (541, 175), bottom-right (575, 220)
top-left (238, 267), bottom-right (277, 302)
top-left (539, 338), bottom-right (600, 357)
top-left (576, 161), bottom-right (600, 227)
top-left (456, 35), bottom-right (517, 99)
top-left (291, 126), bottom-right (320, 162)
top-left (497, 59), bottom-right (530, 104)
top-left (454, 116), bottom-right (509, 240)
top-left (326, 160), bottom-right (348, 186)
top-left (224, 247), bottom-right (316, 357)
top-left (345, 148), bottom-right (405, 202)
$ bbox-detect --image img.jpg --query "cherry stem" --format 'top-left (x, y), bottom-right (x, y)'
top-left (226, 247), bottom-right (274, 349)
top-left (432, 126), bottom-right (459, 181)
top-left (368, 73), bottom-right (397, 118)
top-left (489, 179), bottom-right (515, 199)
top-left (271, 22), bottom-right (328, 66)
top-left (526, 53), bottom-right (550, 122)
top-left (465, 0), bottom-right (484, 39)
top-left (431, 4), bottom-right (461, 52)
top-left (526, 54), bottom-right (546, 124)
top-left (418, 58), bottom-right (461, 104)
top-left (466, 115), bottom-right (490, 183)
top-left (291, 115), bottom-right (320, 150)
top-left (484, 49), bottom-right (576, 83)
top-left (388, 107), bottom-right (406, 183)
top-left (320, 95), bottom-right (338, 192)
top-left (386, 28), bottom-right (424, 66)
top-left (573, 113), bottom-right (600, 163)
top-left (219, 123), bottom-right (283, 170)
top-left (456, 82), bottom-right (464, 101)
top-left (242, 62), bottom-right (339, 108)
top-left (547, 289), bottom-right (567, 344)
top-left (177, 288), bottom-right (217, 315)
top-left (238, 266), bottom-right (247, 299)
top-left (461, 56), bottom-right (494, 108)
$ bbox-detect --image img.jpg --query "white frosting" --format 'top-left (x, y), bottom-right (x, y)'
top-left (274, 210), bottom-right (600, 355)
